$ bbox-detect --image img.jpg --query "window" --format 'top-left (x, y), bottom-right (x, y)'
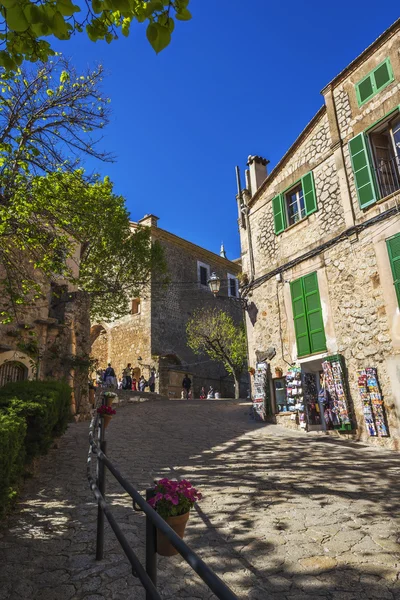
top-left (290, 272), bottom-right (326, 357)
top-left (197, 261), bottom-right (210, 286)
top-left (131, 298), bottom-right (140, 315)
top-left (386, 233), bottom-right (400, 307)
top-left (356, 58), bottom-right (394, 107)
top-left (272, 171), bottom-right (317, 235)
top-left (348, 113), bottom-right (400, 209)
top-left (227, 273), bottom-right (238, 297)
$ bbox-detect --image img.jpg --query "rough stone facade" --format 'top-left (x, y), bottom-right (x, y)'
top-left (91, 218), bottom-right (247, 398)
top-left (240, 20), bottom-right (400, 448)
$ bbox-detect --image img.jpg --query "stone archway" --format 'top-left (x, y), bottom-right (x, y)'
top-left (0, 360), bottom-right (28, 387)
top-left (90, 324), bottom-right (109, 372)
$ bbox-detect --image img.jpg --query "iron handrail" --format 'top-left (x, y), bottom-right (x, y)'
top-left (87, 411), bottom-right (238, 600)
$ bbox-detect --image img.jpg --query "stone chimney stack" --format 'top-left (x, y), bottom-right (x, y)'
top-left (138, 214), bottom-right (159, 227)
top-left (247, 155), bottom-right (269, 197)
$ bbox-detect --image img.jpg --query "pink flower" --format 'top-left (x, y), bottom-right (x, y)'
top-left (155, 493), bottom-right (164, 502)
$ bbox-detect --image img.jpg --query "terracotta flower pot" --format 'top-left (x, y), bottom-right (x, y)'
top-left (103, 414), bottom-right (112, 428)
top-left (157, 512), bottom-right (190, 556)
top-left (275, 368), bottom-right (283, 378)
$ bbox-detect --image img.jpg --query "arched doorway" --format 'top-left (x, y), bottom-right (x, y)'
top-left (0, 361), bottom-right (28, 387)
top-left (90, 324), bottom-right (108, 371)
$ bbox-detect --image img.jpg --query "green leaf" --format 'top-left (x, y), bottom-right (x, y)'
top-left (146, 22), bottom-right (171, 54)
top-left (175, 7), bottom-right (191, 20)
top-left (57, 0), bottom-right (80, 16)
top-left (6, 5), bottom-right (30, 32)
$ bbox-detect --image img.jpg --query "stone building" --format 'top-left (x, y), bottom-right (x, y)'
top-left (0, 248), bottom-right (91, 415)
top-left (238, 19), bottom-right (400, 448)
top-left (91, 215), bottom-right (245, 398)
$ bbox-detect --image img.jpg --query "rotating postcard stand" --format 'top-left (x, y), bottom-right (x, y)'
top-left (321, 355), bottom-right (352, 432)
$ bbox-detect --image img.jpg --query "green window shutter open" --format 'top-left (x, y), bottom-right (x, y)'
top-left (272, 194), bottom-right (286, 235)
top-left (357, 74), bottom-right (374, 105)
top-left (387, 233), bottom-right (400, 307)
top-left (373, 59), bottom-right (393, 91)
top-left (302, 171), bottom-right (317, 216)
top-left (302, 272), bottom-right (327, 354)
top-left (291, 278), bottom-right (311, 357)
top-left (291, 272), bottom-right (327, 358)
top-left (348, 132), bottom-right (378, 209)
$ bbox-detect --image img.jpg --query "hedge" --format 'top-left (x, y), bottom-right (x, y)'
top-left (0, 411), bottom-right (26, 518)
top-left (0, 380), bottom-right (72, 517)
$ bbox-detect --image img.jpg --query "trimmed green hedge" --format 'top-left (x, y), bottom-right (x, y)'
top-left (0, 411), bottom-right (26, 518)
top-left (0, 380), bottom-right (72, 517)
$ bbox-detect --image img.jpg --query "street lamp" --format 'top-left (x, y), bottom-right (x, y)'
top-left (207, 272), bottom-right (249, 310)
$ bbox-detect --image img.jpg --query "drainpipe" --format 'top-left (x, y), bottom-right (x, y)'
top-left (235, 166), bottom-right (255, 283)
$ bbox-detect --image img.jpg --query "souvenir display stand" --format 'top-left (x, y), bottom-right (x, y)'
top-left (285, 365), bottom-right (305, 428)
top-left (321, 355), bottom-right (352, 432)
top-left (253, 363), bottom-right (268, 421)
top-left (303, 372), bottom-right (323, 428)
top-left (358, 368), bottom-right (388, 437)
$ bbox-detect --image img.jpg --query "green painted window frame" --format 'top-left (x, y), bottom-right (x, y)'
top-left (290, 272), bottom-right (327, 358)
top-left (272, 170), bottom-right (318, 235)
top-left (356, 58), bottom-right (394, 107)
top-left (386, 233), bottom-right (400, 308)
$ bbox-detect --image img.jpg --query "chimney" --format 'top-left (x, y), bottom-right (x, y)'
top-left (220, 242), bottom-right (227, 259)
top-left (138, 214), bottom-right (159, 228)
top-left (247, 155), bottom-right (269, 196)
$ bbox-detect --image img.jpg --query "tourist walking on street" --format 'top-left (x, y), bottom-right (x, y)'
top-left (182, 373), bottom-right (192, 400)
top-left (103, 363), bottom-right (116, 388)
top-left (207, 386), bottom-right (214, 399)
top-left (148, 370), bottom-right (156, 392)
top-left (200, 386), bottom-right (206, 399)
top-left (138, 375), bottom-right (146, 392)
top-left (123, 363), bottom-right (132, 390)
top-left (132, 377), bottom-right (137, 391)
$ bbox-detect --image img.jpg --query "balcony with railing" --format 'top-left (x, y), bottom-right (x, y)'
top-left (374, 155), bottom-right (400, 199)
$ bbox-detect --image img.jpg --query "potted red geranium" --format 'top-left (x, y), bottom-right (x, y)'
top-left (148, 478), bottom-right (202, 556)
top-left (97, 404), bottom-right (116, 428)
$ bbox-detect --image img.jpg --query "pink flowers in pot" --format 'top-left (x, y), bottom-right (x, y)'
top-left (148, 478), bottom-right (202, 519)
top-left (97, 405), bottom-right (116, 415)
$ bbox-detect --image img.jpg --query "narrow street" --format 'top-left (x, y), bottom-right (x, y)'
top-left (1, 399), bottom-right (400, 600)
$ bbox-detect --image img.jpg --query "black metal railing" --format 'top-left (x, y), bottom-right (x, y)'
top-left (87, 401), bottom-right (238, 600)
top-left (374, 155), bottom-right (400, 198)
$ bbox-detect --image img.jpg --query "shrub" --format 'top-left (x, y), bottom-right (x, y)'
top-left (0, 381), bottom-right (72, 459)
top-left (0, 411), bottom-right (26, 518)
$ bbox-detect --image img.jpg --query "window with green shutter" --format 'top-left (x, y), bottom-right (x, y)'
top-left (272, 171), bottom-right (318, 235)
top-left (386, 233), bottom-right (400, 307)
top-left (291, 272), bottom-right (327, 357)
top-left (348, 132), bottom-right (379, 209)
top-left (356, 58), bottom-right (394, 107)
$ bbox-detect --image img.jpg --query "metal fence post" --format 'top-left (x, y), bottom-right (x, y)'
top-left (96, 398), bottom-right (107, 560)
top-left (145, 488), bottom-right (157, 598)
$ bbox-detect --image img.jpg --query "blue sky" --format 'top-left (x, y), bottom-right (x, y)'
top-left (53, 2), bottom-right (399, 260)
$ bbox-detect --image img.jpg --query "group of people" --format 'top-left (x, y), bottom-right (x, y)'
top-left (99, 363), bottom-right (156, 392)
top-left (182, 375), bottom-right (219, 400)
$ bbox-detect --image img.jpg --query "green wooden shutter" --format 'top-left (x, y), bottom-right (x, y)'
top-left (348, 132), bottom-right (378, 209)
top-left (302, 272), bottom-right (327, 354)
top-left (302, 171), bottom-right (317, 216)
top-left (272, 194), bottom-right (286, 235)
top-left (357, 74), bottom-right (374, 105)
top-left (291, 278), bottom-right (311, 357)
top-left (373, 59), bottom-right (393, 91)
top-left (387, 233), bottom-right (400, 307)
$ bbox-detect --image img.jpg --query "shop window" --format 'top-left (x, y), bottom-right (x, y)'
top-left (227, 273), bottom-right (238, 297)
top-left (197, 261), bottom-right (210, 287)
top-left (348, 113), bottom-right (400, 209)
top-left (386, 232), bottom-right (400, 307)
top-left (273, 377), bottom-right (287, 413)
top-left (290, 272), bottom-right (326, 358)
top-left (272, 171), bottom-right (317, 235)
top-left (355, 58), bottom-right (394, 107)
top-left (131, 298), bottom-right (141, 315)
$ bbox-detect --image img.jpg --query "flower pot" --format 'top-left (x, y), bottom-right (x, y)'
top-left (275, 368), bottom-right (283, 378)
top-left (157, 511), bottom-right (190, 556)
top-left (102, 414), bottom-right (112, 428)
top-left (106, 397), bottom-right (114, 407)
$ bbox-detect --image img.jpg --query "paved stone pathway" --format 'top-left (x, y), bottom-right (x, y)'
top-left (1, 399), bottom-right (400, 600)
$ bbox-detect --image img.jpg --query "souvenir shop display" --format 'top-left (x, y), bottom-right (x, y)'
top-left (285, 365), bottom-right (305, 427)
top-left (253, 363), bottom-right (268, 421)
top-left (358, 368), bottom-right (388, 437)
top-left (322, 357), bottom-right (351, 431)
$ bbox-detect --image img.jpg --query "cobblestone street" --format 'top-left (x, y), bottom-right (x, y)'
top-left (1, 399), bottom-right (400, 600)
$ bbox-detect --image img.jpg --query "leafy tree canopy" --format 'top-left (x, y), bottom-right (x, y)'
top-left (186, 307), bottom-right (247, 399)
top-left (0, 57), bottom-right (166, 323)
top-left (0, 0), bottom-right (191, 70)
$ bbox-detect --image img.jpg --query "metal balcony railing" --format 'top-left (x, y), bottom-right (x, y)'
top-left (87, 400), bottom-right (238, 600)
top-left (374, 155), bottom-right (400, 199)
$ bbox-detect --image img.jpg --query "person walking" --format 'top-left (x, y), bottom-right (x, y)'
top-left (148, 370), bottom-right (156, 392)
top-left (132, 377), bottom-right (137, 391)
top-left (103, 363), bottom-right (116, 388)
top-left (199, 386), bottom-right (206, 399)
top-left (182, 373), bottom-right (192, 400)
top-left (138, 375), bottom-right (146, 392)
top-left (123, 363), bottom-right (133, 390)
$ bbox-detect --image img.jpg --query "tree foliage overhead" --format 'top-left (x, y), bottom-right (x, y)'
top-left (0, 0), bottom-right (191, 70)
top-left (186, 307), bottom-right (247, 399)
top-left (0, 58), bottom-right (166, 323)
